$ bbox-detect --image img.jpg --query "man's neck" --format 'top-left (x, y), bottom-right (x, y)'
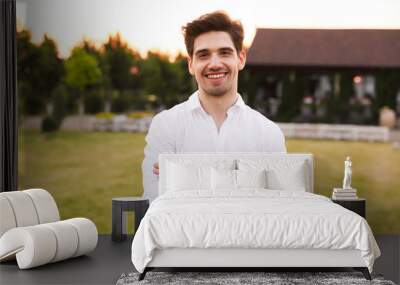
top-left (197, 89), bottom-right (238, 131)
top-left (198, 90), bottom-right (238, 117)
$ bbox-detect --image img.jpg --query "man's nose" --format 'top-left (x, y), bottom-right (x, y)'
top-left (209, 54), bottom-right (223, 69)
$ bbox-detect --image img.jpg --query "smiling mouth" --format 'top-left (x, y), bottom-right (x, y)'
top-left (205, 72), bottom-right (228, 79)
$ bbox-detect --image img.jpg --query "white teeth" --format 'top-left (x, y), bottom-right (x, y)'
top-left (207, 73), bottom-right (225, 79)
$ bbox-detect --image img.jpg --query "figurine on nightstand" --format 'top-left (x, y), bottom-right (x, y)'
top-left (343, 156), bottom-right (352, 190)
top-left (332, 156), bottom-right (358, 200)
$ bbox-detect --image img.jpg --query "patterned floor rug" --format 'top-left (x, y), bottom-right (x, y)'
top-left (116, 271), bottom-right (396, 285)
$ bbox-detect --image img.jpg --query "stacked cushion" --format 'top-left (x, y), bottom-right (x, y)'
top-left (0, 195), bottom-right (17, 237)
top-left (0, 189), bottom-right (59, 236)
top-left (0, 218), bottom-right (97, 269)
top-left (0, 189), bottom-right (97, 269)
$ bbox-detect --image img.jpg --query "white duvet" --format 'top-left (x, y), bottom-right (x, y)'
top-left (131, 190), bottom-right (380, 273)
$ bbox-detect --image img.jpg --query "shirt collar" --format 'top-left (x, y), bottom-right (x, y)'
top-left (187, 91), bottom-right (246, 113)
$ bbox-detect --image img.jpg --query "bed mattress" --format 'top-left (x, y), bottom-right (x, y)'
top-left (131, 190), bottom-right (380, 273)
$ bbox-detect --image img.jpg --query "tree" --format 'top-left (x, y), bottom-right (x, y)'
top-left (38, 35), bottom-right (65, 113)
top-left (103, 33), bottom-right (140, 91)
top-left (81, 39), bottom-right (112, 111)
top-left (337, 71), bottom-right (353, 123)
top-left (64, 47), bottom-right (102, 114)
top-left (375, 70), bottom-right (400, 122)
top-left (173, 53), bottom-right (196, 103)
top-left (277, 71), bottom-right (305, 122)
top-left (140, 52), bottom-right (190, 108)
top-left (140, 52), bottom-right (163, 104)
top-left (17, 31), bottom-right (63, 115)
top-left (102, 34), bottom-right (143, 112)
top-left (17, 29), bottom-right (41, 115)
top-left (238, 70), bottom-right (263, 109)
top-left (323, 71), bottom-right (354, 124)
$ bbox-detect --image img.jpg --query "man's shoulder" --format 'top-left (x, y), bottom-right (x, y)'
top-left (243, 106), bottom-right (286, 151)
top-left (244, 106), bottom-right (282, 132)
top-left (151, 100), bottom-right (188, 123)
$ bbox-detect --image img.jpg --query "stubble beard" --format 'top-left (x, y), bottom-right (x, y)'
top-left (199, 74), bottom-right (236, 98)
top-left (203, 85), bottom-right (232, 97)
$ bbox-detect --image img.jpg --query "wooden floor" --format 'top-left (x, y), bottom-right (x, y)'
top-left (0, 235), bottom-right (399, 285)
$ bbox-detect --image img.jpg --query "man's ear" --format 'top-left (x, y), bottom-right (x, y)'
top-left (238, 49), bottom-right (246, 71)
top-left (187, 57), bottom-right (194, 75)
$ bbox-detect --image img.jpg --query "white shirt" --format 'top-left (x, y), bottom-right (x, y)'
top-left (142, 91), bottom-right (287, 202)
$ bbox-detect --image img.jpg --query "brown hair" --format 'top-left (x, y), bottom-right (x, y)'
top-left (182, 11), bottom-right (244, 58)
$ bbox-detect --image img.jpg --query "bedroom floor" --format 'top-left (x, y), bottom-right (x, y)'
top-left (0, 235), bottom-right (399, 285)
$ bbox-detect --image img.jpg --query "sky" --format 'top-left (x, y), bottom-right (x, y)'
top-left (16, 0), bottom-right (400, 58)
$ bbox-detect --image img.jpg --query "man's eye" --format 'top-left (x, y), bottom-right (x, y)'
top-left (198, 54), bottom-right (208, 59)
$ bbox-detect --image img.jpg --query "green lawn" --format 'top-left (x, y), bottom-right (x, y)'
top-left (18, 130), bottom-right (400, 234)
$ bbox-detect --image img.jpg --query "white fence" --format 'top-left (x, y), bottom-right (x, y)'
top-left (278, 123), bottom-right (389, 142)
top-left (20, 115), bottom-right (153, 133)
top-left (22, 116), bottom-right (390, 142)
top-left (90, 119), bottom-right (390, 142)
top-left (92, 116), bottom-right (152, 132)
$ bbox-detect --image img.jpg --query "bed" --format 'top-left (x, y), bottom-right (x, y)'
top-left (131, 153), bottom-right (381, 280)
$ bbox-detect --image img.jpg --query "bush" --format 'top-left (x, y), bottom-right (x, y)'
top-left (41, 116), bottom-right (60, 132)
top-left (95, 112), bottom-right (114, 119)
top-left (127, 111), bottom-right (154, 119)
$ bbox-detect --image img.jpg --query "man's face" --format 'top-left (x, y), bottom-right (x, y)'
top-left (188, 31), bottom-right (246, 97)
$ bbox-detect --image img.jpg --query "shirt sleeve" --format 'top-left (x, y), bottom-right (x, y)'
top-left (141, 112), bottom-right (175, 203)
top-left (262, 123), bottom-right (287, 153)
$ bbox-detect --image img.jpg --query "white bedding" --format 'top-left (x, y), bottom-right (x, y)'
top-left (131, 190), bottom-right (380, 273)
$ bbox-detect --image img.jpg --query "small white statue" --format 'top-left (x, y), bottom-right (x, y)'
top-left (343, 156), bottom-right (352, 189)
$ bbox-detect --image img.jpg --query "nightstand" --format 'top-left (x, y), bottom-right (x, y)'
top-left (332, 198), bottom-right (366, 218)
top-left (112, 197), bottom-right (149, 242)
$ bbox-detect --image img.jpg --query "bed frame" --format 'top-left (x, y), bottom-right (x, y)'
top-left (139, 153), bottom-right (371, 281)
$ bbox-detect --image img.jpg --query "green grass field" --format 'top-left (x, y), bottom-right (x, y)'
top-left (18, 130), bottom-right (400, 234)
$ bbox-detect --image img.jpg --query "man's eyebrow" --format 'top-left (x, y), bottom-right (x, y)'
top-left (194, 49), bottom-right (209, 56)
top-left (219, 47), bottom-right (235, 52)
top-left (194, 47), bottom-right (235, 56)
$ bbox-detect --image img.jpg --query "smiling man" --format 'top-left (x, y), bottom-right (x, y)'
top-left (142, 11), bottom-right (286, 202)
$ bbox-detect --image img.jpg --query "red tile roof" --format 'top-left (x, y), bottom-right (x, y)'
top-left (246, 29), bottom-right (400, 68)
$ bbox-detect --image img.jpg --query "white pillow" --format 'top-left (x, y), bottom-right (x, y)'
top-left (237, 169), bottom-right (267, 189)
top-left (167, 162), bottom-right (211, 191)
top-left (238, 159), bottom-right (308, 191)
top-left (211, 168), bottom-right (236, 190)
top-left (266, 163), bottom-right (307, 191)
